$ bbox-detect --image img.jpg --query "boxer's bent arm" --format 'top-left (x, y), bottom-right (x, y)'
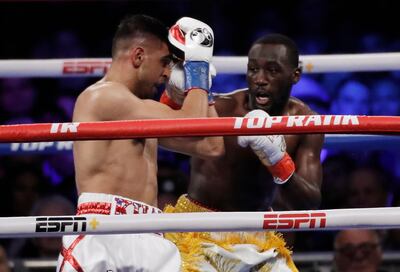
top-left (77, 85), bottom-right (222, 158)
top-left (140, 89), bottom-right (209, 119)
top-left (159, 105), bottom-right (224, 158)
top-left (85, 85), bottom-right (209, 121)
top-left (279, 133), bottom-right (324, 210)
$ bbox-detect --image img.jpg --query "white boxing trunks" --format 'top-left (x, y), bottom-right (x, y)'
top-left (56, 193), bottom-right (181, 272)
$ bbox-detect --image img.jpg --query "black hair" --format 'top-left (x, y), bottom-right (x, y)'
top-left (252, 33), bottom-right (299, 68)
top-left (111, 14), bottom-right (169, 57)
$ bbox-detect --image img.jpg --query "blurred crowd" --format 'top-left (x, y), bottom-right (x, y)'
top-left (0, 0), bottom-right (399, 271)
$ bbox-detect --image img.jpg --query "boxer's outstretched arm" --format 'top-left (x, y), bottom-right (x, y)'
top-left (159, 105), bottom-right (224, 159)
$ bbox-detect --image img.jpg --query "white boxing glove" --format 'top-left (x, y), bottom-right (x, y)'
top-left (169, 17), bottom-right (214, 92)
top-left (166, 62), bottom-right (217, 106)
top-left (169, 17), bottom-right (214, 62)
top-left (238, 110), bottom-right (295, 184)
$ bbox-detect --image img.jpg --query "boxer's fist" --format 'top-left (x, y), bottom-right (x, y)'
top-left (169, 17), bottom-right (214, 92)
top-left (238, 110), bottom-right (286, 165)
top-left (169, 17), bottom-right (214, 63)
top-left (238, 110), bottom-right (295, 184)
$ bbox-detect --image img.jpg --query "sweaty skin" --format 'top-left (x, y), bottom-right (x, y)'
top-left (73, 82), bottom-right (159, 206)
top-left (188, 43), bottom-right (323, 211)
top-left (73, 36), bottom-right (222, 207)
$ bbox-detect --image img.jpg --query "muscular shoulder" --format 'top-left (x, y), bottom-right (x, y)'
top-left (287, 96), bottom-right (325, 149)
top-left (78, 81), bottom-right (131, 103)
top-left (287, 96), bottom-right (316, 116)
top-left (215, 88), bottom-right (248, 116)
top-left (74, 81), bottom-right (137, 121)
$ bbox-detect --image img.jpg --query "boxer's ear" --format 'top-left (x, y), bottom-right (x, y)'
top-left (131, 47), bottom-right (145, 68)
top-left (292, 67), bottom-right (301, 84)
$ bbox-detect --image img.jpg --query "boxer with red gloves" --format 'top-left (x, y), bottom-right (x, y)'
top-left (164, 34), bottom-right (324, 272)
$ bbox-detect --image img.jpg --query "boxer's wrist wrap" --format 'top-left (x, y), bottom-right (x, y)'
top-left (184, 61), bottom-right (209, 93)
top-left (268, 152), bottom-right (295, 184)
top-left (159, 90), bottom-right (181, 110)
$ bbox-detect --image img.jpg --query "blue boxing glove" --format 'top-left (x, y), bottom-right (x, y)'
top-left (169, 17), bottom-right (214, 95)
top-left (165, 62), bottom-right (217, 107)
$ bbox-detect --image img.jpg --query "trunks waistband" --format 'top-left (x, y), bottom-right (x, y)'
top-left (77, 192), bottom-right (162, 215)
top-left (172, 194), bottom-right (218, 213)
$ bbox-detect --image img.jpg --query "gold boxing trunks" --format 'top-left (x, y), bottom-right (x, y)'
top-left (164, 194), bottom-right (298, 272)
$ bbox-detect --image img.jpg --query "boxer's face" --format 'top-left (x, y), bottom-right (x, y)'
top-left (246, 43), bottom-right (299, 115)
top-left (136, 40), bottom-right (173, 99)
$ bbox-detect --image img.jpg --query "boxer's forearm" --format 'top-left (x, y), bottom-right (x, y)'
top-left (280, 173), bottom-right (321, 210)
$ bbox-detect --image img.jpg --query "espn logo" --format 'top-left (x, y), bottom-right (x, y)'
top-left (263, 212), bottom-right (326, 229)
top-left (62, 61), bottom-right (111, 75)
top-left (36, 217), bottom-right (87, 233)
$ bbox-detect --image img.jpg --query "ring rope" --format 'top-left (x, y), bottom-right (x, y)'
top-left (0, 115), bottom-right (400, 143)
top-left (2, 134), bottom-right (400, 155)
top-left (1, 207), bottom-right (399, 238)
top-left (0, 52), bottom-right (399, 77)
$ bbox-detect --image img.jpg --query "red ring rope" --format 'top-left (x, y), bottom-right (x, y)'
top-left (1, 115), bottom-right (400, 143)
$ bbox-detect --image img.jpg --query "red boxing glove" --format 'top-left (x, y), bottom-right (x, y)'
top-left (159, 90), bottom-right (181, 110)
top-left (267, 152), bottom-right (295, 184)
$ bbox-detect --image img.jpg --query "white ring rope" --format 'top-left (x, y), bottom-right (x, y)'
top-left (1, 207), bottom-right (399, 238)
top-left (0, 52), bottom-right (399, 77)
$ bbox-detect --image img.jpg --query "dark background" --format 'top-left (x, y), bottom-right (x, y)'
top-left (0, 0), bottom-right (398, 58)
